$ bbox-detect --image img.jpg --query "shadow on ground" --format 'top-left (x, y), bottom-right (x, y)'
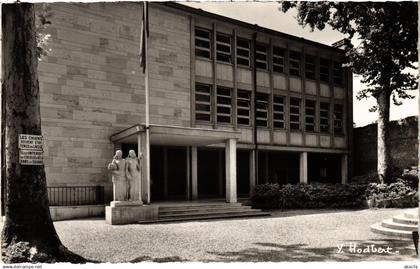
top-left (206, 238), bottom-right (417, 262)
top-left (129, 256), bottom-right (187, 263)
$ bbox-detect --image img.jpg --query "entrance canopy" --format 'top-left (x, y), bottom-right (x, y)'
top-left (110, 124), bottom-right (241, 146)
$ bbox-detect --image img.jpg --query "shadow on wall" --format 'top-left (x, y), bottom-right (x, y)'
top-left (353, 116), bottom-right (418, 176)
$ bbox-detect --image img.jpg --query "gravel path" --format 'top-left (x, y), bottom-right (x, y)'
top-left (52, 208), bottom-right (418, 262)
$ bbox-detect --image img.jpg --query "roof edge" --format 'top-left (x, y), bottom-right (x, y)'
top-left (157, 2), bottom-right (344, 54)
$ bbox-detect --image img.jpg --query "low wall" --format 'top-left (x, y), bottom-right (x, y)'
top-left (353, 116), bottom-right (418, 176)
top-left (50, 205), bottom-right (105, 221)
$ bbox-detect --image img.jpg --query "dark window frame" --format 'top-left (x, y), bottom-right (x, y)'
top-left (320, 102), bottom-right (330, 133)
top-left (237, 89), bottom-right (251, 126)
top-left (273, 95), bottom-right (285, 129)
top-left (195, 83), bottom-right (212, 123)
top-left (320, 58), bottom-right (330, 83)
top-left (236, 37), bottom-right (251, 67)
top-left (334, 104), bottom-right (344, 134)
top-left (273, 46), bottom-right (285, 73)
top-left (216, 32), bottom-right (232, 63)
top-left (333, 61), bottom-right (344, 85)
top-left (195, 27), bottom-right (212, 59)
top-left (305, 54), bottom-right (316, 80)
top-left (289, 50), bottom-right (301, 77)
top-left (216, 86), bottom-right (233, 124)
top-left (289, 97), bottom-right (301, 130)
top-left (256, 93), bottom-right (269, 127)
top-left (305, 99), bottom-right (316, 132)
top-left (255, 43), bottom-right (268, 70)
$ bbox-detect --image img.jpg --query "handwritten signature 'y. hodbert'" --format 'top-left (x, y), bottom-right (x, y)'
top-left (336, 243), bottom-right (399, 254)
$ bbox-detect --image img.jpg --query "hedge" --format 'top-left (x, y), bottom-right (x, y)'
top-left (251, 183), bottom-right (367, 209)
top-left (251, 180), bottom-right (418, 210)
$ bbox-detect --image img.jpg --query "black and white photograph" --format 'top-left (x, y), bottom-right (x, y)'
top-left (0, 0), bottom-right (418, 267)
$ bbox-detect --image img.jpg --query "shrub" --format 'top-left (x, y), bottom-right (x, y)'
top-left (400, 168), bottom-right (419, 189)
top-left (365, 181), bottom-right (418, 208)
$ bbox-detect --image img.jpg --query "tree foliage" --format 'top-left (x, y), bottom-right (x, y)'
top-left (35, 3), bottom-right (52, 59)
top-left (281, 2), bottom-right (418, 108)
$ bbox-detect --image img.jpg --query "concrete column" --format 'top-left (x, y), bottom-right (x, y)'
top-left (299, 152), bottom-right (308, 184)
top-left (225, 139), bottom-right (237, 203)
top-left (341, 154), bottom-right (348, 184)
top-left (140, 132), bottom-right (150, 204)
top-left (249, 150), bottom-right (256, 197)
top-left (191, 146), bottom-right (198, 200)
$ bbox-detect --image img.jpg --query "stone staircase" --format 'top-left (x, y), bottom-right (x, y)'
top-left (371, 209), bottom-right (419, 239)
top-left (139, 201), bottom-right (270, 224)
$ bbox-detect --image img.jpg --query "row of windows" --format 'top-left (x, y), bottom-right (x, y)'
top-left (195, 83), bottom-right (344, 134)
top-left (194, 27), bottom-right (345, 85)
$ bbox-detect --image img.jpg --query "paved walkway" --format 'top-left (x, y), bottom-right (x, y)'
top-left (53, 208), bottom-right (418, 262)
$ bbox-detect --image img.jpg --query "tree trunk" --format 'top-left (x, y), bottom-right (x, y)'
top-left (376, 91), bottom-right (391, 184)
top-left (1, 3), bottom-right (85, 263)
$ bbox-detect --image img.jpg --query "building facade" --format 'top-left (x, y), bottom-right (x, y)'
top-left (1, 2), bottom-right (353, 206)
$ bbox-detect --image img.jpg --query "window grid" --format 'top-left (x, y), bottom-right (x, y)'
top-left (216, 86), bottom-right (233, 124)
top-left (273, 47), bottom-right (285, 73)
top-left (305, 100), bottom-right (316, 132)
top-left (320, 102), bottom-right (330, 133)
top-left (195, 83), bottom-right (212, 122)
top-left (237, 90), bottom-right (251, 126)
top-left (289, 98), bottom-right (301, 130)
top-left (216, 32), bottom-right (232, 63)
top-left (195, 27), bottom-right (211, 59)
top-left (237, 38), bottom-right (250, 67)
top-left (334, 104), bottom-right (344, 134)
top-left (256, 93), bottom-right (269, 127)
top-left (273, 95), bottom-right (285, 129)
top-left (289, 51), bottom-right (301, 76)
top-left (305, 54), bottom-right (316, 80)
top-left (333, 61), bottom-right (343, 85)
top-left (320, 58), bottom-right (330, 83)
top-left (255, 43), bottom-right (268, 70)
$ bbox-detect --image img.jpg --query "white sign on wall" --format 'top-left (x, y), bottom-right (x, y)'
top-left (18, 134), bottom-right (43, 150)
top-left (18, 134), bottom-right (43, 165)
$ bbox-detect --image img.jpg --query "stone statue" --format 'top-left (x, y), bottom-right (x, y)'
top-left (107, 150), bottom-right (128, 201)
top-left (126, 150), bottom-right (142, 201)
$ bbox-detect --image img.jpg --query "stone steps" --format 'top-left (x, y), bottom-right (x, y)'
top-left (381, 218), bottom-right (418, 232)
top-left (138, 202), bottom-right (270, 224)
top-left (139, 211), bottom-right (270, 224)
top-left (404, 210), bottom-right (419, 219)
top-left (370, 209), bottom-right (419, 239)
top-left (160, 208), bottom-right (263, 219)
top-left (393, 215), bottom-right (419, 225)
top-left (159, 206), bottom-right (254, 216)
top-left (370, 223), bottom-right (413, 239)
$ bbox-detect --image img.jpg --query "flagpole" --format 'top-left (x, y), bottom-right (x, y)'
top-left (143, 2), bottom-right (151, 204)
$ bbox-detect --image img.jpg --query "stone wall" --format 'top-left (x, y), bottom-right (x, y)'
top-left (353, 116), bottom-right (418, 176)
top-left (36, 3), bottom-right (191, 196)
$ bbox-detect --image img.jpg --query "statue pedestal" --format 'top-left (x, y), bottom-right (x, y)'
top-left (105, 201), bottom-right (158, 225)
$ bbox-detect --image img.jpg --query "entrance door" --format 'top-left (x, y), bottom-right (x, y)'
top-left (150, 145), bottom-right (187, 201)
top-left (122, 144), bottom-right (188, 201)
top-left (237, 150), bottom-right (250, 197)
top-left (197, 148), bottom-right (225, 199)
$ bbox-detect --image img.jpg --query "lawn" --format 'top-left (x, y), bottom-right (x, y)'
top-left (52, 207), bottom-right (418, 262)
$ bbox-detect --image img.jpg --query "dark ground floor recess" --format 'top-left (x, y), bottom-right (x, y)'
top-left (122, 144), bottom-right (345, 202)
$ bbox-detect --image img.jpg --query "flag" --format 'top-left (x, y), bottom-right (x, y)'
top-left (139, 2), bottom-right (149, 74)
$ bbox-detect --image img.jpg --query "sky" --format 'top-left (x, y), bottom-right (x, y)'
top-left (183, 1), bottom-right (419, 127)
